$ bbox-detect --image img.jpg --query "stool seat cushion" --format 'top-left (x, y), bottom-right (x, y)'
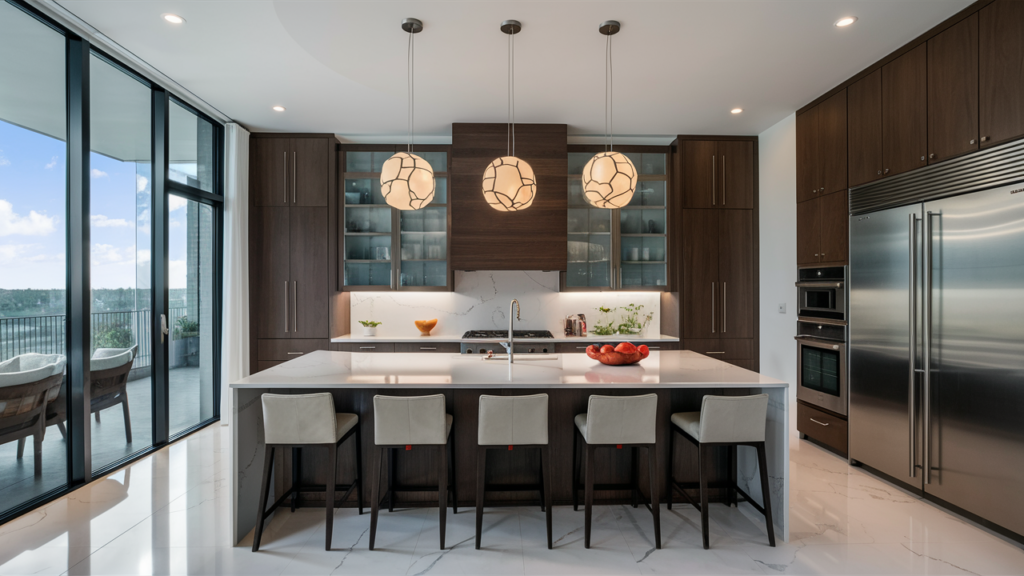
top-left (670, 411), bottom-right (702, 440)
top-left (373, 394), bottom-right (451, 445)
top-left (335, 413), bottom-right (359, 441)
top-left (262, 393), bottom-right (344, 445)
top-left (575, 393), bottom-right (657, 445)
top-left (478, 394), bottom-right (548, 446)
top-left (0, 353), bottom-right (65, 388)
top-left (91, 346), bottom-right (137, 372)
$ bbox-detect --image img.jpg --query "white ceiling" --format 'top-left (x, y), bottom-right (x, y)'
top-left (54, 0), bottom-right (973, 144)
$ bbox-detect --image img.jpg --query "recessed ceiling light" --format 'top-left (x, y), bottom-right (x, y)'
top-left (835, 16), bottom-right (857, 27)
top-left (272, 105), bottom-right (286, 112)
top-left (162, 13), bottom-right (185, 24)
top-left (731, 108), bottom-right (743, 115)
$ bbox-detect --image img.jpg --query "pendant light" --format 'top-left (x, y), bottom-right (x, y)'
top-left (482, 20), bottom-right (536, 212)
top-left (380, 18), bottom-right (435, 211)
top-left (581, 20), bottom-right (637, 209)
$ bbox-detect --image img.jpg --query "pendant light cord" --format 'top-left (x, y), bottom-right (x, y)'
top-left (507, 30), bottom-right (516, 157)
top-left (407, 29), bottom-right (414, 153)
top-left (605, 32), bottom-right (614, 152)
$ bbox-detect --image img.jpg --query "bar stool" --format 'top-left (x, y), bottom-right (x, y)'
top-left (369, 394), bottom-right (456, 550)
top-left (253, 393), bottom-right (362, 551)
top-left (668, 394), bottom-right (775, 549)
top-left (475, 393), bottom-right (551, 550)
top-left (573, 393), bottom-right (661, 549)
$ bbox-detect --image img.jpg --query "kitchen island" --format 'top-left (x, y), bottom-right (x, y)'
top-left (229, 350), bottom-right (789, 545)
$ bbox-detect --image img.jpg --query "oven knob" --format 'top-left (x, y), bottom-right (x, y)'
top-left (481, 349), bottom-right (488, 354)
top-left (542, 348), bottom-right (549, 353)
top-left (529, 348), bottom-right (535, 353)
top-left (818, 326), bottom-right (823, 330)
top-left (833, 345), bottom-right (839, 350)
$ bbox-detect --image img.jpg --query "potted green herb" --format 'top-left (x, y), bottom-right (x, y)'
top-left (617, 303), bottom-right (653, 336)
top-left (359, 320), bottom-right (382, 336)
top-left (592, 306), bottom-right (617, 336)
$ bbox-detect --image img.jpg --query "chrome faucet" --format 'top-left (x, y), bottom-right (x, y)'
top-left (501, 299), bottom-right (521, 364)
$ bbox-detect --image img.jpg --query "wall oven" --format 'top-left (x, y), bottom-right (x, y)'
top-left (797, 266), bottom-right (846, 321)
top-left (796, 329), bottom-right (847, 416)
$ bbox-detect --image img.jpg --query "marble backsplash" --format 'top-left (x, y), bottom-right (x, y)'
top-left (349, 271), bottom-right (662, 338)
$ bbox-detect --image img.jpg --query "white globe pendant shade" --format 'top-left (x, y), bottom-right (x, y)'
top-left (380, 152), bottom-right (435, 210)
top-left (482, 156), bottom-right (536, 212)
top-left (582, 151), bottom-right (637, 208)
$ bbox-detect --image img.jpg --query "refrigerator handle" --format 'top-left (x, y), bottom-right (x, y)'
top-left (923, 211), bottom-right (935, 485)
top-left (909, 213), bottom-right (918, 478)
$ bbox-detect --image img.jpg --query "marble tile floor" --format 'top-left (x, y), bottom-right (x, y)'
top-left (1, 406), bottom-right (1023, 575)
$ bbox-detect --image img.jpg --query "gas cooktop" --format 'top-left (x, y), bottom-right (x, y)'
top-left (462, 330), bottom-right (554, 339)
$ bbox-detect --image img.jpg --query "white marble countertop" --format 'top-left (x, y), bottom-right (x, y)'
top-left (230, 350), bottom-right (787, 389)
top-left (330, 333), bottom-right (681, 344)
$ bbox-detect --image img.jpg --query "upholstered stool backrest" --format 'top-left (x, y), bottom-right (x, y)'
top-left (262, 392), bottom-right (337, 445)
top-left (585, 393), bottom-right (657, 445)
top-left (698, 394), bottom-right (769, 444)
top-left (373, 394), bottom-right (447, 446)
top-left (478, 393), bottom-right (548, 446)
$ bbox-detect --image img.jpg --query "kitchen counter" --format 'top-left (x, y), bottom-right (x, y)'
top-left (329, 333), bottom-right (681, 344)
top-left (229, 350), bottom-right (788, 546)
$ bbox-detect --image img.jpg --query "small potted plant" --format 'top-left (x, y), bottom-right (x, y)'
top-left (359, 320), bottom-right (382, 337)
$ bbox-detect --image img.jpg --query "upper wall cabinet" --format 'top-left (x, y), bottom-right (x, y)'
top-left (679, 140), bottom-right (754, 209)
top-left (928, 13), bottom-right (979, 163)
top-left (450, 123), bottom-right (568, 271)
top-left (848, 70), bottom-right (883, 187)
top-left (251, 136), bottom-right (331, 207)
top-left (882, 44), bottom-right (928, 178)
top-left (796, 90), bottom-right (846, 203)
top-left (980, 0), bottom-right (1024, 148)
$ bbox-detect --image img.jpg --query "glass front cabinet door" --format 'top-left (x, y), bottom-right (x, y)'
top-left (342, 148), bottom-right (451, 291)
top-left (565, 149), bottom-right (669, 291)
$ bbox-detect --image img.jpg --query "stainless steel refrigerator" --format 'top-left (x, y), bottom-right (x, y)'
top-left (849, 141), bottom-right (1024, 539)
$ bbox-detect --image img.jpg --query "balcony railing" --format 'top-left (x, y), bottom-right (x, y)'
top-left (0, 308), bottom-right (188, 370)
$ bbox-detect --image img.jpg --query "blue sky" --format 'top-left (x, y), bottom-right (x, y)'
top-left (0, 120), bottom-right (191, 291)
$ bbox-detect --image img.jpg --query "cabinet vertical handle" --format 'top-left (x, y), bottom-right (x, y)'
top-left (723, 282), bottom-right (727, 333)
top-left (923, 211), bottom-right (934, 485)
top-left (908, 213), bottom-right (918, 478)
top-left (711, 281), bottom-right (716, 334)
top-left (292, 152), bottom-right (297, 204)
top-left (293, 280), bottom-right (297, 332)
top-left (284, 281), bottom-right (289, 333)
top-left (722, 155), bottom-right (726, 206)
top-left (711, 155), bottom-right (716, 206)
top-left (283, 151), bottom-right (288, 204)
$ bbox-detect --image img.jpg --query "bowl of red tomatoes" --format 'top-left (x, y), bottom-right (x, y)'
top-left (585, 342), bottom-right (650, 366)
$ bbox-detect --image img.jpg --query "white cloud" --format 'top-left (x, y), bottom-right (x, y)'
top-left (136, 174), bottom-right (149, 193)
top-left (169, 259), bottom-right (187, 289)
top-left (170, 220), bottom-right (181, 229)
top-left (0, 244), bottom-right (33, 263)
top-left (91, 243), bottom-right (129, 265)
top-left (137, 249), bottom-right (151, 263)
top-left (45, 157), bottom-right (58, 170)
top-left (91, 214), bottom-right (131, 228)
top-left (0, 199), bottom-right (56, 237)
top-left (169, 196), bottom-right (188, 212)
top-left (0, 150), bottom-right (9, 167)
top-left (91, 168), bottom-right (108, 178)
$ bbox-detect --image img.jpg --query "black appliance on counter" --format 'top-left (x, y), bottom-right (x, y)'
top-left (460, 330), bottom-right (554, 355)
top-left (795, 266), bottom-right (849, 454)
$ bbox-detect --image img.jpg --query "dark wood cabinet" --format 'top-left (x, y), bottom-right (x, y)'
top-left (797, 190), bottom-right (848, 266)
top-left (980, 0), bottom-right (1024, 148)
top-left (882, 44), bottom-right (928, 177)
top-left (257, 339), bottom-right (330, 361)
top-left (256, 208), bottom-right (290, 338)
top-left (681, 209), bottom-right (754, 340)
top-left (796, 91), bottom-right (846, 202)
top-left (680, 140), bottom-right (753, 209)
top-left (289, 208), bottom-right (329, 338)
top-left (450, 123), bottom-right (567, 271)
top-left (848, 69), bottom-right (883, 187)
top-left (797, 401), bottom-right (848, 456)
top-left (681, 339), bottom-right (753, 363)
top-left (928, 13), bottom-right (979, 163)
top-left (251, 136), bottom-right (330, 207)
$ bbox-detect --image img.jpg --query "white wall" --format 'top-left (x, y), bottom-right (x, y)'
top-left (350, 271), bottom-right (662, 339)
top-left (758, 113), bottom-right (798, 399)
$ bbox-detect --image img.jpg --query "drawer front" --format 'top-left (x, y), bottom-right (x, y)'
top-left (331, 342), bottom-right (396, 353)
top-left (257, 339), bottom-right (330, 361)
top-left (556, 342), bottom-right (680, 353)
top-left (797, 401), bottom-right (848, 455)
top-left (681, 339), bottom-right (753, 360)
top-left (393, 342), bottom-right (461, 353)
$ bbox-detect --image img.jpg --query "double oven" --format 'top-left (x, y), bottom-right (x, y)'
top-left (795, 266), bottom-right (847, 416)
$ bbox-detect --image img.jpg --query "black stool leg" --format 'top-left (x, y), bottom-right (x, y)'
top-left (369, 446), bottom-right (384, 550)
top-left (647, 445), bottom-right (661, 549)
top-left (325, 443), bottom-right (337, 550)
top-left (291, 447), bottom-right (300, 512)
top-left (667, 426), bottom-right (674, 510)
top-left (631, 447), bottom-right (639, 508)
top-left (541, 446), bottom-right (553, 549)
top-left (449, 432), bottom-right (458, 514)
top-left (584, 443), bottom-right (595, 549)
top-left (252, 445), bottom-right (275, 552)
top-left (475, 446), bottom-right (486, 550)
top-left (355, 425), bottom-right (364, 515)
top-left (698, 444), bottom-right (710, 550)
top-left (438, 444), bottom-right (448, 549)
top-left (388, 448), bottom-right (396, 513)
top-left (538, 447), bottom-right (546, 512)
top-left (757, 442), bottom-right (776, 547)
top-left (572, 429), bottom-right (580, 512)
top-left (729, 445), bottom-right (737, 507)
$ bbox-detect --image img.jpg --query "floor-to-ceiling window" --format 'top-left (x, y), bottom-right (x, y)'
top-left (88, 54), bottom-right (153, 471)
top-left (0, 0), bottom-right (224, 523)
top-left (0, 0), bottom-right (69, 516)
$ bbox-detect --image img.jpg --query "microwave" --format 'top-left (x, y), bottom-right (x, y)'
top-left (797, 266), bottom-right (846, 321)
